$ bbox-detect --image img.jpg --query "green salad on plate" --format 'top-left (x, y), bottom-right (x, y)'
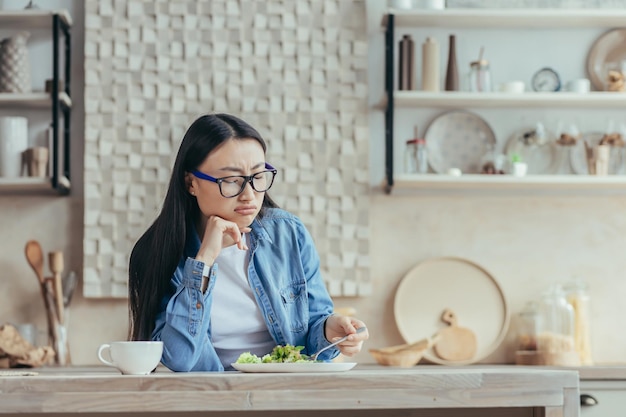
top-left (235, 344), bottom-right (319, 364)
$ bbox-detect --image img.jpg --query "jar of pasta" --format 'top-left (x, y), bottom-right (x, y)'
top-left (564, 280), bottom-right (593, 365)
top-left (536, 285), bottom-right (579, 365)
top-left (516, 301), bottom-right (539, 351)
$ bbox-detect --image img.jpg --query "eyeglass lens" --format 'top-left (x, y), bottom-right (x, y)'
top-left (220, 171), bottom-right (275, 197)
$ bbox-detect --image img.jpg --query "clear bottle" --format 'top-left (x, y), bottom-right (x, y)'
top-left (404, 139), bottom-right (418, 173)
top-left (469, 59), bottom-right (492, 92)
top-left (517, 301), bottom-right (540, 351)
top-left (537, 285), bottom-right (576, 358)
top-left (415, 138), bottom-right (428, 174)
top-left (564, 280), bottom-right (593, 365)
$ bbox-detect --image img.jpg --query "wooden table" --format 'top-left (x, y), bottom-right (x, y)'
top-left (0, 365), bottom-right (579, 416)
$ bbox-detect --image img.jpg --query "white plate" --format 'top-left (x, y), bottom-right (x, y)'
top-left (424, 111), bottom-right (496, 174)
top-left (586, 28), bottom-right (626, 91)
top-left (393, 257), bottom-right (509, 365)
top-left (231, 362), bottom-right (357, 373)
top-left (505, 128), bottom-right (557, 174)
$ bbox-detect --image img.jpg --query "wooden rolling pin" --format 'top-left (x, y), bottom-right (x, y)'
top-left (48, 251), bottom-right (65, 325)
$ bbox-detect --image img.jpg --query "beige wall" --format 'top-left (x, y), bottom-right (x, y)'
top-left (3, 0), bottom-right (626, 368)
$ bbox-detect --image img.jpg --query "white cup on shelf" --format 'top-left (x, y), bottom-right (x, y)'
top-left (389, 0), bottom-right (413, 9)
top-left (499, 81), bottom-right (525, 93)
top-left (415, 0), bottom-right (445, 9)
top-left (566, 78), bottom-right (590, 93)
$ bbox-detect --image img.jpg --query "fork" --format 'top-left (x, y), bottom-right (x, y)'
top-left (310, 326), bottom-right (367, 361)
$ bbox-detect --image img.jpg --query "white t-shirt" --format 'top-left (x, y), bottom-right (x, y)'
top-left (210, 235), bottom-right (275, 370)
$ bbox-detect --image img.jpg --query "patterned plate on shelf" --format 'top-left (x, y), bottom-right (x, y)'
top-left (424, 111), bottom-right (496, 174)
top-left (504, 127), bottom-right (557, 174)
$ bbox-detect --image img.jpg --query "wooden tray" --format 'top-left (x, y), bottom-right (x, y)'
top-left (393, 256), bottom-right (509, 365)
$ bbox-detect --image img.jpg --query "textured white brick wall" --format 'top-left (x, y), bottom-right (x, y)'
top-left (84, 0), bottom-right (370, 298)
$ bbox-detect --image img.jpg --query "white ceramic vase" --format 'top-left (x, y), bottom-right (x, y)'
top-left (0, 116), bottom-right (28, 177)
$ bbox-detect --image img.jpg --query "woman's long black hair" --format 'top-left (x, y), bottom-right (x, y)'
top-left (128, 113), bottom-right (278, 341)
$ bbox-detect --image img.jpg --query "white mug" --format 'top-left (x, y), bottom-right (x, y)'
top-left (97, 341), bottom-right (163, 375)
top-left (415, 0), bottom-right (445, 9)
top-left (389, 0), bottom-right (413, 9)
top-left (499, 81), bottom-right (525, 93)
top-left (567, 78), bottom-right (590, 93)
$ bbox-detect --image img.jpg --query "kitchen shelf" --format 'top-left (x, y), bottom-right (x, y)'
top-left (0, 92), bottom-right (72, 109)
top-left (392, 174), bottom-right (626, 193)
top-left (0, 9), bottom-right (72, 195)
top-left (0, 176), bottom-right (70, 194)
top-left (390, 91), bottom-right (626, 109)
top-left (0, 9), bottom-right (72, 28)
top-left (380, 8), bottom-right (626, 193)
top-left (382, 8), bottom-right (626, 28)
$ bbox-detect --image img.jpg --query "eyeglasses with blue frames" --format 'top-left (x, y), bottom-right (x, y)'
top-left (192, 163), bottom-right (278, 198)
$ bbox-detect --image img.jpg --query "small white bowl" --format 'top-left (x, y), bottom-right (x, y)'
top-left (499, 81), bottom-right (525, 94)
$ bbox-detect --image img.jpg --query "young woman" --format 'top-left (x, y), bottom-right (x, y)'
top-left (128, 113), bottom-right (368, 371)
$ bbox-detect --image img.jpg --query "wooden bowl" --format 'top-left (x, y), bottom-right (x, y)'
top-left (369, 336), bottom-right (436, 367)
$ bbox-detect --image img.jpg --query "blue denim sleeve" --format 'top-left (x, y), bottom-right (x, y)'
top-left (294, 218), bottom-right (338, 361)
top-left (151, 257), bottom-right (224, 372)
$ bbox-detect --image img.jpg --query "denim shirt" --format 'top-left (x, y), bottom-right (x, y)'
top-left (151, 207), bottom-right (338, 371)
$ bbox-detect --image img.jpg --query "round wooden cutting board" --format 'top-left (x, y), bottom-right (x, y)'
top-left (393, 256), bottom-right (509, 365)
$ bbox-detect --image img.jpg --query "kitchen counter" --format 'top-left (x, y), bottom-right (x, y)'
top-left (0, 364), bottom-right (579, 416)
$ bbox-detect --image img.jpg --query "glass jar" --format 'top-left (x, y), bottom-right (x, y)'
top-left (469, 59), bottom-right (492, 92)
top-left (564, 280), bottom-right (593, 365)
top-left (552, 123), bottom-right (580, 174)
top-left (537, 285), bottom-right (576, 355)
top-left (415, 138), bottom-right (428, 173)
top-left (516, 301), bottom-right (540, 351)
top-left (480, 143), bottom-right (506, 174)
top-left (404, 139), bottom-right (418, 173)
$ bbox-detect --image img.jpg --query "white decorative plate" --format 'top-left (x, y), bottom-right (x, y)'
top-left (505, 128), bottom-right (557, 174)
top-left (424, 111), bottom-right (496, 174)
top-left (393, 257), bottom-right (509, 365)
top-left (231, 362), bottom-right (356, 373)
top-left (586, 28), bottom-right (626, 91)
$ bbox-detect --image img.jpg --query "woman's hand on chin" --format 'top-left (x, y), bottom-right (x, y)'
top-left (196, 215), bottom-right (251, 264)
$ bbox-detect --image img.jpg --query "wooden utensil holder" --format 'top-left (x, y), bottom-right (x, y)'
top-left (23, 146), bottom-right (49, 177)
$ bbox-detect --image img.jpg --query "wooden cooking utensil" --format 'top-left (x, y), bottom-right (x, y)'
top-left (24, 241), bottom-right (60, 353)
top-left (48, 251), bottom-right (65, 324)
top-left (433, 308), bottom-right (477, 362)
top-left (25, 240), bottom-right (45, 285)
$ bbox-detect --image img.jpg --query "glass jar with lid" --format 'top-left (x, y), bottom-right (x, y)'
top-left (516, 301), bottom-right (540, 352)
top-left (469, 59), bottom-right (492, 92)
top-left (564, 279), bottom-right (593, 365)
top-left (404, 139), bottom-right (418, 173)
top-left (404, 127), bottom-right (428, 174)
top-left (537, 285), bottom-right (577, 362)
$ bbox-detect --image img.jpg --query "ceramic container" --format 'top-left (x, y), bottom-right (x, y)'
top-left (0, 116), bottom-right (28, 177)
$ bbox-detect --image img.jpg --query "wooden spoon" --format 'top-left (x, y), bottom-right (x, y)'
top-left (433, 308), bottom-right (477, 362)
top-left (25, 240), bottom-right (45, 285)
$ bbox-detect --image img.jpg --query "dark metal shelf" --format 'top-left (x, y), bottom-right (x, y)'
top-left (0, 10), bottom-right (72, 195)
